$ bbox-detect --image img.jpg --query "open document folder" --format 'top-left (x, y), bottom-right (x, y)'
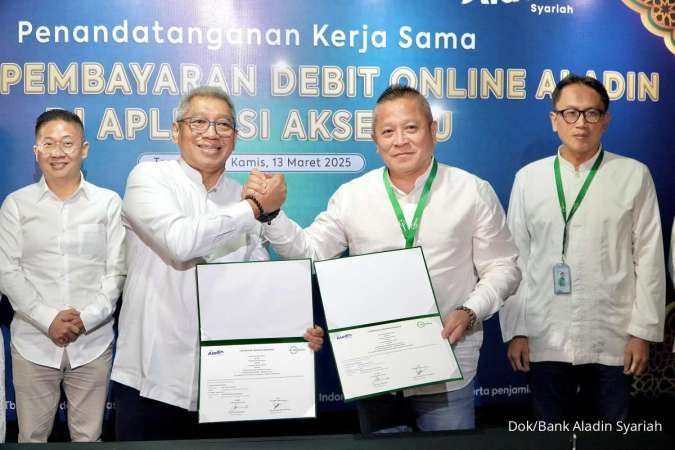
top-left (196, 259), bottom-right (315, 423)
top-left (314, 247), bottom-right (462, 401)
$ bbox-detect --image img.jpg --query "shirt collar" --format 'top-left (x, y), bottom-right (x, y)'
top-left (37, 172), bottom-right (88, 202)
top-left (388, 157), bottom-right (435, 197)
top-left (556, 144), bottom-right (603, 173)
top-left (179, 158), bottom-right (226, 193)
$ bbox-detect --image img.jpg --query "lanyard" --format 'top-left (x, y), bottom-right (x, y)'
top-left (554, 149), bottom-right (603, 261)
top-left (383, 159), bottom-right (438, 248)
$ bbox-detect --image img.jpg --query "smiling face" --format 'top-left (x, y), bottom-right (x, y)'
top-left (550, 83), bottom-right (610, 164)
top-left (371, 96), bottom-right (437, 184)
top-left (172, 95), bottom-right (236, 186)
top-left (34, 119), bottom-right (88, 185)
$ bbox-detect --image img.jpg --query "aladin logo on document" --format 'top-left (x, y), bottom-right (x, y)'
top-left (289, 345), bottom-right (307, 355)
top-left (336, 333), bottom-right (353, 340)
top-left (207, 349), bottom-right (224, 356)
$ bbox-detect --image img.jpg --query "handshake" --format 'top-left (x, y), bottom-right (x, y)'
top-left (242, 169), bottom-right (287, 220)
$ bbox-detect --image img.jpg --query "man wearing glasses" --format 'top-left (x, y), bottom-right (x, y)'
top-left (501, 74), bottom-right (665, 422)
top-left (0, 109), bottom-right (126, 441)
top-left (110, 86), bottom-right (314, 440)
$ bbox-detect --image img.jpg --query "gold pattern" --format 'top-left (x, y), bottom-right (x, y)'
top-left (622, 0), bottom-right (675, 54)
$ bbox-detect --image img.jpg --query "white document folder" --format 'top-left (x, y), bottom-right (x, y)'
top-left (314, 247), bottom-right (462, 401)
top-left (196, 259), bottom-right (316, 423)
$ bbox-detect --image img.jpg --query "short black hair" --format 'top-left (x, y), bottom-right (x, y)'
top-left (373, 84), bottom-right (433, 128)
top-left (35, 109), bottom-right (85, 137)
top-left (552, 74), bottom-right (610, 112)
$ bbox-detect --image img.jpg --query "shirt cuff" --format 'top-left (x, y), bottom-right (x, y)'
top-left (79, 296), bottom-right (109, 334)
top-left (33, 304), bottom-right (60, 334)
top-left (225, 199), bottom-right (258, 233)
top-left (627, 323), bottom-right (663, 343)
top-left (502, 327), bottom-right (529, 343)
top-left (263, 211), bottom-right (294, 242)
top-left (463, 296), bottom-right (488, 323)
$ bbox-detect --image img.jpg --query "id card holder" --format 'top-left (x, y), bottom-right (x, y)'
top-left (553, 262), bottom-right (572, 295)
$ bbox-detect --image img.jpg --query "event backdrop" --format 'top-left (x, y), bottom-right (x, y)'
top-left (1, 0), bottom-right (673, 423)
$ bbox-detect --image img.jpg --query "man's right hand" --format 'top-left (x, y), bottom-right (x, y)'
top-left (243, 170), bottom-right (287, 215)
top-left (48, 309), bottom-right (83, 346)
top-left (507, 336), bottom-right (530, 372)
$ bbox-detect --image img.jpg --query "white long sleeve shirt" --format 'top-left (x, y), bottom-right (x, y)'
top-left (0, 177), bottom-right (125, 369)
top-left (111, 159), bottom-right (268, 411)
top-left (670, 221), bottom-right (674, 289)
top-left (264, 160), bottom-right (521, 395)
top-left (0, 300), bottom-right (5, 443)
top-left (501, 148), bottom-right (665, 366)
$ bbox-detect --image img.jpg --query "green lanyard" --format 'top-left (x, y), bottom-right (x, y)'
top-left (383, 159), bottom-right (438, 248)
top-left (554, 149), bottom-right (604, 261)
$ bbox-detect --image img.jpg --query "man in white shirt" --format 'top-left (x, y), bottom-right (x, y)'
top-left (501, 74), bottom-right (665, 422)
top-left (245, 85), bottom-right (521, 432)
top-left (670, 221), bottom-right (674, 289)
top-left (110, 86), bottom-right (319, 441)
top-left (0, 109), bottom-right (126, 442)
top-left (0, 296), bottom-right (5, 444)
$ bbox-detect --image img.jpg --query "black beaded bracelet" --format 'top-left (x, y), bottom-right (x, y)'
top-left (244, 195), bottom-right (280, 224)
top-left (244, 195), bottom-right (264, 217)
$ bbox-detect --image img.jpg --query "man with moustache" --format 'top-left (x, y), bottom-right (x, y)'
top-left (0, 109), bottom-right (126, 442)
top-left (501, 74), bottom-right (665, 422)
top-left (111, 86), bottom-right (321, 441)
top-left (246, 84), bottom-right (521, 432)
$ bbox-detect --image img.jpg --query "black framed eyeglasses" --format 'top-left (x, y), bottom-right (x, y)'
top-left (177, 117), bottom-right (236, 137)
top-left (554, 108), bottom-right (605, 124)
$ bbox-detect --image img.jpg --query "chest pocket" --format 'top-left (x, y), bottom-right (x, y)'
top-left (77, 223), bottom-right (106, 258)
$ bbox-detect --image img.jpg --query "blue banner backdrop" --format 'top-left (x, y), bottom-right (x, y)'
top-left (1, 0), bottom-right (673, 423)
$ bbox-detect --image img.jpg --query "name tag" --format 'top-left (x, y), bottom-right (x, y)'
top-left (552, 262), bottom-right (572, 295)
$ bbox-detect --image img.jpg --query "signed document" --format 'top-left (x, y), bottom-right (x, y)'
top-left (196, 259), bottom-right (315, 423)
top-left (315, 247), bottom-right (462, 401)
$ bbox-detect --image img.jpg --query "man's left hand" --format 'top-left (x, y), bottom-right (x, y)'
top-left (441, 310), bottom-right (471, 344)
top-left (624, 336), bottom-right (650, 375)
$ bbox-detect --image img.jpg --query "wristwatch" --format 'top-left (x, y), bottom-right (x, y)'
top-left (455, 306), bottom-right (477, 330)
top-left (257, 209), bottom-right (280, 224)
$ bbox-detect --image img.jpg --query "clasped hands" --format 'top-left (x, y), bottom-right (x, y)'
top-left (242, 169), bottom-right (287, 218)
top-left (48, 308), bottom-right (85, 347)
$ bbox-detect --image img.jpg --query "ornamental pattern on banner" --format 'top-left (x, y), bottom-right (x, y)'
top-left (623, 0), bottom-right (675, 53)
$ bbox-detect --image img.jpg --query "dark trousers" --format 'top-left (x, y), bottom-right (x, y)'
top-left (529, 362), bottom-right (630, 423)
top-left (113, 381), bottom-right (198, 441)
top-left (356, 392), bottom-right (414, 433)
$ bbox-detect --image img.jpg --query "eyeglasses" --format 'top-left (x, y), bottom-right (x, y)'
top-left (554, 108), bottom-right (605, 124)
top-left (34, 139), bottom-right (84, 155)
top-left (177, 117), bottom-right (236, 137)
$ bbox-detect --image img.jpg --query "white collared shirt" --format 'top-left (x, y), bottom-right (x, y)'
top-left (0, 176), bottom-right (126, 369)
top-left (670, 221), bottom-right (674, 289)
top-left (264, 160), bottom-right (521, 395)
top-left (111, 159), bottom-right (268, 411)
top-left (501, 147), bottom-right (666, 365)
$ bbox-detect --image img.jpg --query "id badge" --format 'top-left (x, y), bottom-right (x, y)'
top-left (553, 263), bottom-right (572, 295)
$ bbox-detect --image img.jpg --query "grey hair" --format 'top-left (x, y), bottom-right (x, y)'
top-left (175, 86), bottom-right (236, 126)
